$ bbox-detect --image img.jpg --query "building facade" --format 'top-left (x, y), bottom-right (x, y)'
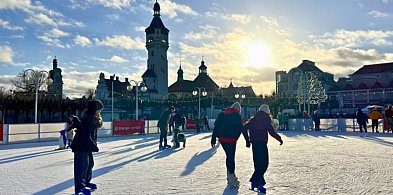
top-left (276, 60), bottom-right (336, 97)
top-left (142, 1), bottom-right (169, 98)
top-left (48, 57), bottom-right (63, 99)
top-left (328, 62), bottom-right (393, 113)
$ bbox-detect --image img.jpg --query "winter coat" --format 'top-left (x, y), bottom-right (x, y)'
top-left (312, 114), bottom-right (320, 124)
top-left (172, 112), bottom-right (182, 127)
top-left (242, 111), bottom-right (282, 144)
top-left (157, 109), bottom-right (171, 131)
top-left (385, 109), bottom-right (393, 118)
top-left (71, 110), bottom-right (103, 152)
top-left (65, 116), bottom-right (79, 140)
top-left (211, 108), bottom-right (243, 145)
top-left (356, 110), bottom-right (368, 125)
top-left (368, 110), bottom-right (383, 120)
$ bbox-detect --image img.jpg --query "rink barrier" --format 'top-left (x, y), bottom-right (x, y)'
top-left (0, 118), bottom-right (386, 145)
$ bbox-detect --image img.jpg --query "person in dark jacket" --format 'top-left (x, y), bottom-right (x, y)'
top-left (211, 102), bottom-right (243, 188)
top-left (157, 107), bottom-right (172, 150)
top-left (355, 109), bottom-right (368, 133)
top-left (71, 100), bottom-right (103, 195)
top-left (242, 104), bottom-right (283, 193)
top-left (312, 110), bottom-right (321, 131)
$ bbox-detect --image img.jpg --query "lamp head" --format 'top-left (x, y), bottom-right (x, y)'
top-left (140, 83), bottom-right (147, 92)
top-left (192, 90), bottom-right (197, 96)
top-left (235, 94), bottom-right (239, 99)
top-left (47, 77), bottom-right (53, 85)
top-left (127, 85), bottom-right (133, 91)
top-left (202, 91), bottom-right (207, 96)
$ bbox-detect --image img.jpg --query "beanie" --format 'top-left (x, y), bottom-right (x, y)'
top-left (259, 104), bottom-right (270, 114)
top-left (231, 102), bottom-right (241, 113)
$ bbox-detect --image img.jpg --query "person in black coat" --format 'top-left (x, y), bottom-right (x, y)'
top-left (312, 110), bottom-right (321, 131)
top-left (71, 100), bottom-right (103, 195)
top-left (211, 102), bottom-right (243, 188)
top-left (355, 109), bottom-right (368, 133)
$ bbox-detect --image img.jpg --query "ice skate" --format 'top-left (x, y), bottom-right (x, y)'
top-left (159, 145), bottom-right (165, 150)
top-left (227, 173), bottom-right (240, 188)
top-left (86, 183), bottom-right (97, 190)
top-left (256, 185), bottom-right (266, 193)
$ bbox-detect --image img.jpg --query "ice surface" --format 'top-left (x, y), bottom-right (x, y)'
top-left (1, 131), bottom-right (392, 194)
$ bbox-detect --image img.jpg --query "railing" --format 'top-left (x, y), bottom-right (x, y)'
top-left (0, 118), bottom-right (387, 145)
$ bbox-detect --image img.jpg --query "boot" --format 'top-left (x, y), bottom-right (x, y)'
top-left (226, 173), bottom-right (240, 188)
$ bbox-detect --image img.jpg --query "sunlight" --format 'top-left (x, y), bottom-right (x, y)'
top-left (240, 39), bottom-right (272, 67)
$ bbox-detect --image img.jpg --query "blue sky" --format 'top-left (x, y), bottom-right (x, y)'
top-left (1, 0), bottom-right (392, 97)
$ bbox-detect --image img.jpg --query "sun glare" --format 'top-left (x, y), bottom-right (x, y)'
top-left (241, 40), bottom-right (272, 67)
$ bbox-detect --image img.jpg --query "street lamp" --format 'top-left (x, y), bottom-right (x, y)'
top-left (192, 87), bottom-right (207, 120)
top-left (22, 69), bottom-right (53, 123)
top-left (235, 93), bottom-right (246, 116)
top-left (127, 80), bottom-right (147, 120)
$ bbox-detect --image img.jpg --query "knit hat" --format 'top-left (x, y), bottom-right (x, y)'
top-left (231, 102), bottom-right (241, 113)
top-left (86, 100), bottom-right (104, 112)
top-left (259, 104), bottom-right (270, 114)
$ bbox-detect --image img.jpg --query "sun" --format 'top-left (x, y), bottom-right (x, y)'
top-left (240, 39), bottom-right (272, 67)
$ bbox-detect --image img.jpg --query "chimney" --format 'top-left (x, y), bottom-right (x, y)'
top-left (116, 76), bottom-right (119, 81)
top-left (125, 77), bottom-right (129, 83)
top-left (110, 76), bottom-right (114, 80)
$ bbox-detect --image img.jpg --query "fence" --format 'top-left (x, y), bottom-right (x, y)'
top-left (0, 118), bottom-right (386, 145)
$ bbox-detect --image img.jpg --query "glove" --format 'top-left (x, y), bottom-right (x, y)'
top-left (279, 139), bottom-right (283, 145)
top-left (246, 141), bottom-right (251, 148)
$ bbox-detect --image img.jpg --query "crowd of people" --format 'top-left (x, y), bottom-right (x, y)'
top-left (58, 100), bottom-right (392, 194)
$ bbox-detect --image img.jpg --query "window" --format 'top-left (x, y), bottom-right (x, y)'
top-left (151, 51), bottom-right (154, 57)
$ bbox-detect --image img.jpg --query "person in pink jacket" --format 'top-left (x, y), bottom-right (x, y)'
top-left (242, 104), bottom-right (283, 193)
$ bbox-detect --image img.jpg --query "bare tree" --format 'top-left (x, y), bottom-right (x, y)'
top-left (85, 89), bottom-right (95, 100)
top-left (10, 71), bottom-right (49, 93)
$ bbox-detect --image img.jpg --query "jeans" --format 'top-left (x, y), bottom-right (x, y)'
top-left (250, 141), bottom-right (269, 186)
top-left (221, 142), bottom-right (236, 173)
top-left (159, 128), bottom-right (168, 146)
top-left (74, 151), bottom-right (94, 194)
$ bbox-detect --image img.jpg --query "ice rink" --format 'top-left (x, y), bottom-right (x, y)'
top-left (1, 131), bottom-right (393, 195)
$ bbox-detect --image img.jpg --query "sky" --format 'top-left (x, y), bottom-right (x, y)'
top-left (0, 0), bottom-right (393, 97)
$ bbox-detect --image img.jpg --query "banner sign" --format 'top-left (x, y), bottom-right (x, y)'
top-left (0, 123), bottom-right (3, 141)
top-left (113, 120), bottom-right (145, 136)
top-left (186, 119), bottom-right (204, 130)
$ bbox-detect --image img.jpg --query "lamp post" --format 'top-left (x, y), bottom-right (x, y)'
top-left (22, 69), bottom-right (53, 123)
top-left (112, 74), bottom-right (115, 122)
top-left (192, 87), bottom-right (207, 120)
top-left (127, 80), bottom-right (147, 120)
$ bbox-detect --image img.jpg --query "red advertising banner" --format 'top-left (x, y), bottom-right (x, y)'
top-left (0, 123), bottom-right (3, 141)
top-left (186, 119), bottom-right (204, 130)
top-left (113, 120), bottom-right (145, 136)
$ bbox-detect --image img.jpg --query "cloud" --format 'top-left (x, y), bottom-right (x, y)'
top-left (106, 14), bottom-right (120, 20)
top-left (0, 19), bottom-right (24, 31)
top-left (37, 28), bottom-right (70, 48)
top-left (86, 0), bottom-right (132, 9)
top-left (368, 10), bottom-right (390, 18)
top-left (223, 14), bottom-right (252, 24)
top-left (49, 28), bottom-right (70, 37)
top-left (94, 35), bottom-right (145, 50)
top-left (134, 26), bottom-right (145, 32)
top-left (310, 29), bottom-right (393, 48)
top-left (259, 16), bottom-right (288, 36)
top-left (184, 25), bottom-right (219, 41)
top-left (1, 0), bottom-right (84, 27)
top-left (74, 35), bottom-right (92, 47)
top-left (95, 55), bottom-right (129, 63)
top-left (0, 45), bottom-right (15, 65)
top-left (158, 0), bottom-right (198, 19)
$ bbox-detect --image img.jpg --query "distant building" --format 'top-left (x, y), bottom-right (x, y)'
top-left (141, 0), bottom-right (169, 98)
top-left (48, 57), bottom-right (63, 99)
top-left (168, 60), bottom-right (219, 99)
top-left (275, 60), bottom-right (336, 97)
top-left (219, 79), bottom-right (256, 98)
top-left (95, 73), bottom-right (132, 101)
top-left (328, 62), bottom-right (393, 111)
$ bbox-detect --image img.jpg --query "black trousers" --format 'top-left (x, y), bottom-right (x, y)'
top-left (371, 119), bottom-right (379, 132)
top-left (221, 142), bottom-right (236, 174)
top-left (74, 151), bottom-right (94, 194)
top-left (358, 123), bottom-right (367, 132)
top-left (159, 129), bottom-right (168, 146)
top-left (250, 141), bottom-right (269, 186)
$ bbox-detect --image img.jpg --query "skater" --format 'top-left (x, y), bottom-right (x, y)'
top-left (211, 102), bottom-right (243, 188)
top-left (181, 115), bottom-right (186, 131)
top-left (65, 115), bottom-right (79, 148)
top-left (385, 105), bottom-right (393, 133)
top-left (355, 109), bottom-right (368, 133)
top-left (171, 106), bottom-right (182, 148)
top-left (312, 110), bottom-right (321, 131)
top-left (194, 116), bottom-right (201, 133)
top-left (70, 100), bottom-right (103, 195)
top-left (283, 113), bottom-right (289, 130)
top-left (368, 107), bottom-right (383, 133)
top-left (157, 107), bottom-right (172, 150)
top-left (56, 129), bottom-right (67, 150)
top-left (242, 104), bottom-right (283, 193)
top-left (202, 116), bottom-right (210, 131)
